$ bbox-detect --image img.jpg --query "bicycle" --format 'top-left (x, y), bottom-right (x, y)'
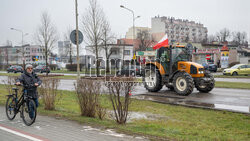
top-left (5, 84), bottom-right (37, 126)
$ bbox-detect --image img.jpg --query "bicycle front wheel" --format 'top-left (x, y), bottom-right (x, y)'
top-left (21, 99), bottom-right (37, 126)
top-left (5, 96), bottom-right (17, 120)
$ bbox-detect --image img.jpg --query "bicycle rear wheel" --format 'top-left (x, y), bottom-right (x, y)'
top-left (21, 99), bottom-right (37, 126)
top-left (5, 96), bottom-right (17, 120)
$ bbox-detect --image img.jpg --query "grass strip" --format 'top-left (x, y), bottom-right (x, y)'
top-left (0, 84), bottom-right (249, 140)
top-left (215, 81), bottom-right (250, 89)
top-left (214, 75), bottom-right (250, 78)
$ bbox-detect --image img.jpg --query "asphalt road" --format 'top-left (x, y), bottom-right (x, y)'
top-left (1, 75), bottom-right (250, 113)
top-left (0, 107), bottom-right (147, 141)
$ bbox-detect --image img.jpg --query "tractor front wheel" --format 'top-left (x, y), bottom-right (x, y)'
top-left (195, 72), bottom-right (215, 93)
top-left (173, 72), bottom-right (194, 96)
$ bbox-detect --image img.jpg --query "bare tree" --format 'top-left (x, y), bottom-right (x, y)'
top-left (101, 20), bottom-right (115, 73)
top-left (82, 0), bottom-right (105, 76)
top-left (232, 31), bottom-right (247, 46)
top-left (35, 11), bottom-right (58, 76)
top-left (207, 35), bottom-right (218, 43)
top-left (216, 28), bottom-right (231, 43)
top-left (136, 30), bottom-right (155, 51)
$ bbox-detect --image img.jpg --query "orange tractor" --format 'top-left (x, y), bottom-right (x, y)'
top-left (143, 44), bottom-right (215, 96)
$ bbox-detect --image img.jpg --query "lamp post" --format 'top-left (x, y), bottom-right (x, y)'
top-left (120, 5), bottom-right (140, 52)
top-left (10, 28), bottom-right (28, 68)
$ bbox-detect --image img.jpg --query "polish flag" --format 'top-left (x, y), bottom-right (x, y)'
top-left (153, 34), bottom-right (169, 50)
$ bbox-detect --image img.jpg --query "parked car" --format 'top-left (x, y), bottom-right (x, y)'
top-left (223, 64), bottom-right (250, 76)
top-left (202, 63), bottom-right (217, 72)
top-left (34, 65), bottom-right (50, 73)
top-left (116, 65), bottom-right (144, 76)
top-left (7, 66), bottom-right (23, 73)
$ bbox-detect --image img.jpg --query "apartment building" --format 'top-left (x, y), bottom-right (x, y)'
top-left (151, 16), bottom-right (208, 43)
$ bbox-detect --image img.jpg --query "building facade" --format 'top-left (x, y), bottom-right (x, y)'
top-left (86, 43), bottom-right (134, 68)
top-left (0, 46), bottom-right (22, 65)
top-left (25, 45), bottom-right (46, 65)
top-left (0, 45), bottom-right (46, 66)
top-left (151, 16), bottom-right (208, 43)
top-left (125, 27), bottom-right (151, 39)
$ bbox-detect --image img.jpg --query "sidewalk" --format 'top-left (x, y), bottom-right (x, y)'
top-left (0, 106), bottom-right (147, 141)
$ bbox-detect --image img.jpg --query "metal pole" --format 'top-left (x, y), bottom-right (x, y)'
top-left (132, 11), bottom-right (135, 53)
top-left (10, 28), bottom-right (27, 68)
top-left (75, 0), bottom-right (80, 79)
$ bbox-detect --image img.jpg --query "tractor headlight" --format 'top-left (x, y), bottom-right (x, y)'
top-left (198, 71), bottom-right (204, 74)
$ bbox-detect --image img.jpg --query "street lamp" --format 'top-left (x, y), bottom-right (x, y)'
top-left (120, 5), bottom-right (140, 51)
top-left (10, 28), bottom-right (28, 68)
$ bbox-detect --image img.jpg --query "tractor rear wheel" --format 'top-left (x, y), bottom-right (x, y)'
top-left (143, 66), bottom-right (163, 92)
top-left (195, 72), bottom-right (215, 93)
top-left (173, 72), bottom-right (194, 96)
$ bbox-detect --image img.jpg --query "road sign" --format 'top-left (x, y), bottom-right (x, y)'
top-left (137, 51), bottom-right (144, 56)
top-left (206, 54), bottom-right (211, 60)
top-left (70, 30), bottom-right (83, 45)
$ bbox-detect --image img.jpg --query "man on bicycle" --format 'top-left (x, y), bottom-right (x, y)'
top-left (16, 64), bottom-right (42, 108)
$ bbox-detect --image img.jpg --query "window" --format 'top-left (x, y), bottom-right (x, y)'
top-left (124, 50), bottom-right (130, 55)
top-left (111, 50), bottom-right (118, 55)
top-left (239, 65), bottom-right (247, 69)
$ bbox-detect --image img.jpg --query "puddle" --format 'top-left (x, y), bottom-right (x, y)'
top-left (100, 129), bottom-right (125, 138)
top-left (82, 126), bottom-right (147, 140)
top-left (134, 94), bottom-right (250, 114)
top-left (107, 110), bottom-right (169, 123)
top-left (214, 104), bottom-right (250, 113)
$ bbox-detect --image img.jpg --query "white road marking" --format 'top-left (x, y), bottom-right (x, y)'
top-left (0, 125), bottom-right (43, 141)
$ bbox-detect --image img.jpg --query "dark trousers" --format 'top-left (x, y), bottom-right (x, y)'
top-left (28, 98), bottom-right (38, 119)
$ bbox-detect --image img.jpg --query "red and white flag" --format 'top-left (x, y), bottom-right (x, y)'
top-left (153, 34), bottom-right (169, 50)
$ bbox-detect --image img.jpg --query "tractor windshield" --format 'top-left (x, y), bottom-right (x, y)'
top-left (172, 48), bottom-right (189, 62)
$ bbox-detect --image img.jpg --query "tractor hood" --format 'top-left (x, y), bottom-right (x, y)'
top-left (179, 61), bottom-right (204, 68)
top-left (178, 61), bottom-right (205, 77)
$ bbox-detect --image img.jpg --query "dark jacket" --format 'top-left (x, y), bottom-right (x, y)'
top-left (16, 71), bottom-right (42, 98)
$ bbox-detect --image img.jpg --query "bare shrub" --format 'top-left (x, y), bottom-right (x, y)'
top-left (2, 76), bottom-right (22, 94)
top-left (96, 103), bottom-right (106, 120)
top-left (39, 77), bottom-right (60, 110)
top-left (105, 77), bottom-right (135, 124)
top-left (75, 78), bottom-right (106, 118)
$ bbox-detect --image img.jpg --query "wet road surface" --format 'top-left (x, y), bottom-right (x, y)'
top-left (132, 86), bottom-right (250, 113)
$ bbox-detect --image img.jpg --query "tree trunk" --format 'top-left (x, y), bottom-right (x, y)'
top-left (95, 45), bottom-right (99, 77)
top-left (45, 46), bottom-right (48, 76)
top-left (106, 59), bottom-right (110, 73)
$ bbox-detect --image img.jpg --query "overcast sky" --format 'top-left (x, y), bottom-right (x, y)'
top-left (0, 0), bottom-right (250, 46)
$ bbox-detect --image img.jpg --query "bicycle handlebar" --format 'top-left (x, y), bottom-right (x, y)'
top-left (15, 83), bottom-right (36, 88)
